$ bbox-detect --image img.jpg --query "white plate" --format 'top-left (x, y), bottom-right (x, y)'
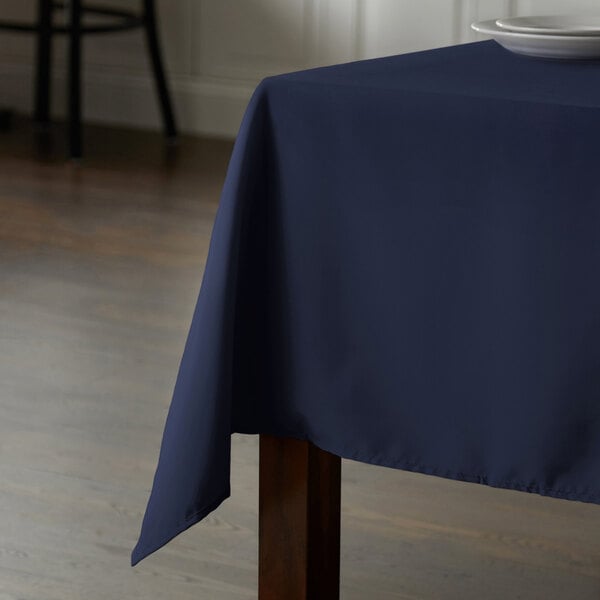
top-left (471, 19), bottom-right (600, 59)
top-left (496, 15), bottom-right (600, 36)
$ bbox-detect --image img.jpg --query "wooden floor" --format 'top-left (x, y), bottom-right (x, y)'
top-left (1, 119), bottom-right (599, 600)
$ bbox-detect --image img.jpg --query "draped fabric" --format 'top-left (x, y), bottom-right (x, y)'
top-left (132, 41), bottom-right (600, 565)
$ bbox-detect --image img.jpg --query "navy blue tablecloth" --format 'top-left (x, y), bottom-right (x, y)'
top-left (132, 40), bottom-right (600, 565)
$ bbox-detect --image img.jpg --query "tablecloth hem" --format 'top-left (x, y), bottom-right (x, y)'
top-left (130, 488), bottom-right (231, 566)
top-left (234, 429), bottom-right (600, 505)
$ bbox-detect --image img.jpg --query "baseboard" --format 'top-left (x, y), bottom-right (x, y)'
top-left (0, 60), bottom-right (256, 139)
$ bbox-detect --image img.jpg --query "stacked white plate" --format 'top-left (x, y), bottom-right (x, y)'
top-left (472, 15), bottom-right (600, 59)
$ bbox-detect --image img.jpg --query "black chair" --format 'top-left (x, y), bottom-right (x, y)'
top-left (0, 0), bottom-right (177, 158)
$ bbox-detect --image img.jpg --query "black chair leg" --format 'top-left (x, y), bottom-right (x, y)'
top-left (143, 0), bottom-right (177, 139)
top-left (67, 0), bottom-right (82, 158)
top-left (34, 0), bottom-right (53, 124)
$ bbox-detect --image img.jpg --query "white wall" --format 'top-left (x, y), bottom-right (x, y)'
top-left (0, 0), bottom-right (595, 138)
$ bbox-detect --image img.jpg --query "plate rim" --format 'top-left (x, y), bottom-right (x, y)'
top-left (471, 19), bottom-right (600, 42)
top-left (496, 15), bottom-right (600, 36)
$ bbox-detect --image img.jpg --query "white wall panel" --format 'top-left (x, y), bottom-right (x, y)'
top-left (358, 0), bottom-right (458, 59)
top-left (313, 0), bottom-right (360, 64)
top-left (516, 0), bottom-right (600, 15)
top-left (193, 0), bottom-right (316, 80)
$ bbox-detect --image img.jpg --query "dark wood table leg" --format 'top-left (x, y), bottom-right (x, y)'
top-left (259, 435), bottom-right (341, 600)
